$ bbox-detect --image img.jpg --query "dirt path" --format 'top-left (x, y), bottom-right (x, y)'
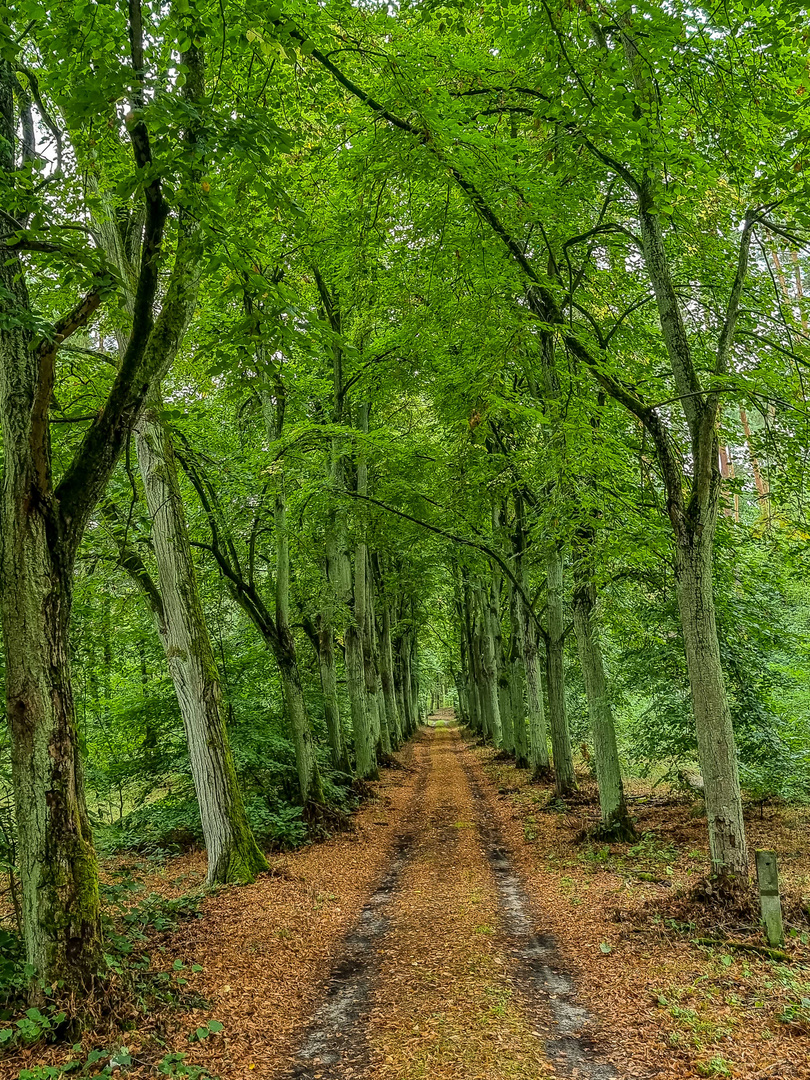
top-left (15, 725), bottom-right (622, 1080)
top-left (284, 725), bottom-right (618, 1080)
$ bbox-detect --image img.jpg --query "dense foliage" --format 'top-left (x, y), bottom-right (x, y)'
top-left (1, 0), bottom-right (810, 1005)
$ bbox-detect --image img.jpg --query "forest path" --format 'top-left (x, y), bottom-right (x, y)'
top-left (285, 723), bottom-right (619, 1080)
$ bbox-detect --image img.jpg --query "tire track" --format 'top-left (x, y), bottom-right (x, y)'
top-left (460, 740), bottom-right (620, 1079)
top-left (283, 726), bottom-right (622, 1079)
top-left (282, 742), bottom-right (430, 1079)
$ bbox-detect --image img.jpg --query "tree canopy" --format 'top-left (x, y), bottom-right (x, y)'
top-left (1, 0), bottom-right (810, 1015)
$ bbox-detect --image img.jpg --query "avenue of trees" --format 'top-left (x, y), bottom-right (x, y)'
top-left (2, 0), bottom-right (810, 1004)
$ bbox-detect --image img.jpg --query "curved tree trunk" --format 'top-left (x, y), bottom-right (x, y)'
top-left (136, 399), bottom-right (268, 883)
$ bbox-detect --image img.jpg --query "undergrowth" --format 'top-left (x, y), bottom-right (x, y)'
top-left (0, 870), bottom-right (215, 1075)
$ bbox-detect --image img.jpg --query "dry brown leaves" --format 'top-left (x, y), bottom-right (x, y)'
top-left (0, 743), bottom-right (420, 1080)
top-left (474, 746), bottom-right (810, 1080)
top-left (366, 728), bottom-right (554, 1080)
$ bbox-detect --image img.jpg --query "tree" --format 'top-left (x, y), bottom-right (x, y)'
top-left (0, 5), bottom-right (207, 988)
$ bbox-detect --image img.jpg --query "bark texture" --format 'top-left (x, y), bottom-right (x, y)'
top-left (136, 398), bottom-right (267, 883)
top-left (571, 572), bottom-right (634, 839)
top-left (545, 549), bottom-right (577, 795)
top-left (675, 531), bottom-right (747, 877)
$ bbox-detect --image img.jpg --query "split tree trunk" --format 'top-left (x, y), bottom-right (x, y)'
top-left (0, 38), bottom-right (206, 991)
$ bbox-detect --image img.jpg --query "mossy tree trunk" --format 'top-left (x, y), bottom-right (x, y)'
top-left (571, 545), bottom-right (634, 839)
top-left (545, 548), bottom-right (577, 796)
top-left (0, 30), bottom-right (205, 991)
top-left (508, 580), bottom-right (530, 768)
top-left (0, 441), bottom-right (102, 990)
top-left (134, 398), bottom-right (268, 883)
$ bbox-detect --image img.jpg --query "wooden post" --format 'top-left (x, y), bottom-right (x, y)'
top-left (755, 850), bottom-right (784, 947)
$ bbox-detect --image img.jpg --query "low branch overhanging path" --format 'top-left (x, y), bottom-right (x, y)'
top-left (282, 722), bottom-right (621, 1080)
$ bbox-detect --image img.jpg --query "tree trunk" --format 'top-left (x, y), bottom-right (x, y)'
top-left (273, 471), bottom-right (325, 807)
top-left (0, 36), bottom-right (205, 991)
top-left (401, 630), bottom-right (417, 736)
top-left (378, 593), bottom-right (403, 749)
top-left (478, 588), bottom-right (503, 746)
top-left (362, 551), bottom-right (389, 755)
top-left (512, 494), bottom-right (550, 776)
top-left (523, 612), bottom-right (550, 778)
top-left (460, 574), bottom-right (482, 734)
top-left (0, 516), bottom-right (102, 992)
top-left (312, 617), bottom-right (351, 773)
top-left (498, 668), bottom-right (515, 755)
top-left (490, 578), bottom-right (514, 755)
top-left (571, 570), bottom-right (634, 839)
top-left (347, 621), bottom-right (378, 778)
top-left (276, 628), bottom-right (325, 810)
top-left (323, 462), bottom-right (361, 775)
top-left (675, 530), bottom-right (748, 880)
top-left (136, 399), bottom-right (268, 883)
top-left (410, 626), bottom-right (422, 723)
top-left (508, 582), bottom-right (530, 768)
top-left (0, 68), bottom-right (102, 986)
top-left (545, 548), bottom-right (577, 795)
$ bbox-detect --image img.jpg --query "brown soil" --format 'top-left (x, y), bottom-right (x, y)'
top-left (479, 743), bottom-right (810, 1080)
top-left (364, 728), bottom-right (557, 1079)
top-left (5, 723), bottom-right (809, 1080)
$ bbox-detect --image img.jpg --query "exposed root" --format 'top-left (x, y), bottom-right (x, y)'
top-left (692, 937), bottom-right (790, 962)
top-left (304, 800), bottom-right (355, 834)
top-left (581, 815), bottom-right (638, 844)
top-left (376, 751), bottom-right (414, 772)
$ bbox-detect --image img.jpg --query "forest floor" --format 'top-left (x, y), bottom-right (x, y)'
top-left (5, 720), bottom-right (810, 1080)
